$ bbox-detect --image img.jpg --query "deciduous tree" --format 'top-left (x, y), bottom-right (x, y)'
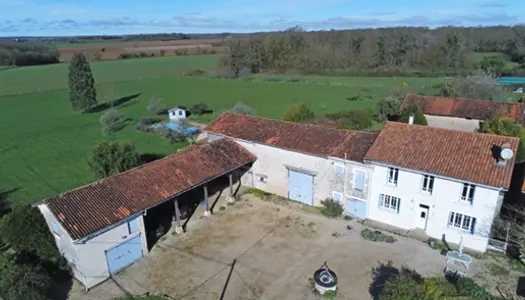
top-left (89, 141), bottom-right (140, 178)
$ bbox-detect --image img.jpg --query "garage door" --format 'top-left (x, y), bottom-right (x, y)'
top-left (346, 198), bottom-right (367, 219)
top-left (288, 170), bottom-right (313, 205)
top-left (106, 235), bottom-right (143, 275)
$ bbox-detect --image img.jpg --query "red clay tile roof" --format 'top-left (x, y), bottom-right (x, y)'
top-left (364, 121), bottom-right (519, 188)
top-left (44, 139), bottom-right (255, 240)
top-left (402, 94), bottom-right (525, 122)
top-left (206, 113), bottom-right (378, 162)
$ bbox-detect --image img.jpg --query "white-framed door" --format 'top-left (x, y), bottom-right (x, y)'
top-left (417, 204), bottom-right (429, 230)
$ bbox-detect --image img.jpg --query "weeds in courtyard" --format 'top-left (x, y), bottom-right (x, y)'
top-left (246, 188), bottom-right (270, 198)
top-left (486, 262), bottom-right (510, 277)
top-left (361, 228), bottom-right (396, 243)
top-left (219, 205), bottom-right (226, 211)
top-left (320, 198), bottom-right (344, 218)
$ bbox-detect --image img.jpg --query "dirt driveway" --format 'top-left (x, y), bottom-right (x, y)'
top-left (68, 195), bottom-right (479, 300)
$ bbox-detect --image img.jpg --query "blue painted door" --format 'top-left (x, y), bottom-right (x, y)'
top-left (288, 171), bottom-right (313, 205)
top-left (106, 235), bottom-right (143, 274)
top-left (347, 199), bottom-right (367, 219)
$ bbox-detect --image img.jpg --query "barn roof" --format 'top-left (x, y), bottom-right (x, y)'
top-left (402, 94), bottom-right (525, 122)
top-left (206, 113), bottom-right (378, 162)
top-left (44, 139), bottom-right (255, 240)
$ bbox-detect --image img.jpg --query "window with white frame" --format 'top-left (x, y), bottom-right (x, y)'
top-left (353, 171), bottom-right (365, 191)
top-left (421, 175), bottom-right (434, 194)
top-left (387, 167), bottom-right (399, 185)
top-left (332, 191), bottom-right (342, 203)
top-left (460, 183), bottom-right (475, 203)
top-left (334, 164), bottom-right (345, 174)
top-left (448, 212), bottom-right (476, 233)
top-left (379, 194), bottom-right (400, 212)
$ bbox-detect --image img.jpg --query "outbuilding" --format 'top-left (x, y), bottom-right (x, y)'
top-left (38, 139), bottom-right (255, 290)
top-left (168, 105), bottom-right (187, 121)
top-left (204, 113), bottom-right (378, 219)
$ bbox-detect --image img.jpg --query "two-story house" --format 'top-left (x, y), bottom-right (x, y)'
top-left (205, 113), bottom-right (378, 218)
top-left (364, 121), bottom-right (519, 252)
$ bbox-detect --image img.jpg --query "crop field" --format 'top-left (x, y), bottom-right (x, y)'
top-left (56, 38), bottom-right (227, 61)
top-left (0, 55), bottom-right (445, 204)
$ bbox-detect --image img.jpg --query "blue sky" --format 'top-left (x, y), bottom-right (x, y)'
top-left (0, 0), bottom-right (523, 36)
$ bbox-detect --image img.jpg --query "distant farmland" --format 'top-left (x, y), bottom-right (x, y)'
top-left (56, 38), bottom-right (227, 61)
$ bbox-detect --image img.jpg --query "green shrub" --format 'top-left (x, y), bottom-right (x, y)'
top-left (326, 109), bottom-right (374, 130)
top-left (219, 206), bottom-right (226, 211)
top-left (99, 108), bottom-right (127, 134)
top-left (154, 127), bottom-right (187, 143)
top-left (230, 102), bottom-right (255, 115)
top-left (89, 140), bottom-right (140, 178)
top-left (424, 277), bottom-right (457, 299)
top-left (147, 97), bottom-right (167, 115)
top-left (379, 276), bottom-right (426, 300)
top-left (399, 103), bottom-right (427, 126)
top-left (361, 228), bottom-right (396, 243)
top-left (159, 49), bottom-right (166, 56)
top-left (320, 198), bottom-right (344, 218)
top-left (189, 103), bottom-right (209, 116)
top-left (283, 103), bottom-right (315, 122)
top-left (136, 116), bottom-right (162, 131)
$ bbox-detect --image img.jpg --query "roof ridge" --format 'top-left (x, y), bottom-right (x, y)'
top-left (406, 94), bottom-right (522, 106)
top-left (42, 139), bottom-right (231, 203)
top-left (385, 121), bottom-right (521, 141)
top-left (213, 112), bottom-right (377, 135)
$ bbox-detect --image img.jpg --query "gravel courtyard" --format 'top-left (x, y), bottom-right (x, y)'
top-left (69, 195), bottom-right (480, 300)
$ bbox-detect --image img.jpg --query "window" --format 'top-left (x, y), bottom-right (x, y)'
top-left (334, 164), bottom-right (345, 174)
top-left (178, 110), bottom-right (183, 116)
top-left (128, 218), bottom-right (140, 234)
top-left (354, 171), bottom-right (365, 191)
top-left (448, 212), bottom-right (476, 233)
top-left (387, 168), bottom-right (399, 185)
top-left (379, 194), bottom-right (400, 212)
top-left (332, 191), bottom-right (342, 202)
top-left (51, 221), bottom-right (61, 237)
top-left (421, 175), bottom-right (434, 194)
top-left (460, 184), bottom-right (475, 203)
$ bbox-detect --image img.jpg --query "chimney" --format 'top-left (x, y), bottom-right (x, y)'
top-left (497, 141), bottom-right (513, 167)
top-left (408, 113), bottom-right (415, 125)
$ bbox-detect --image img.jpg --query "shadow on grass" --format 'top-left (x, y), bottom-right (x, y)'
top-left (89, 93), bottom-right (142, 113)
top-left (0, 187), bottom-right (19, 217)
top-left (140, 153), bottom-right (166, 164)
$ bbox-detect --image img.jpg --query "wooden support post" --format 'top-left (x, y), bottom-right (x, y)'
top-left (174, 198), bottom-right (183, 234)
top-left (204, 185), bottom-right (211, 216)
top-left (227, 173), bottom-right (235, 203)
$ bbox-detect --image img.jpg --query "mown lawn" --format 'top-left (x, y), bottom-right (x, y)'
top-left (0, 56), bottom-right (445, 204)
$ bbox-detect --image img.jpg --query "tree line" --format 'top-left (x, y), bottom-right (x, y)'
top-left (0, 43), bottom-right (60, 66)
top-left (220, 25), bottom-right (525, 77)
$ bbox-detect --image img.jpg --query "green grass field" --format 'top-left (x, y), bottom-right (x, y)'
top-left (0, 55), bottom-right (219, 97)
top-left (0, 55), bottom-right (445, 204)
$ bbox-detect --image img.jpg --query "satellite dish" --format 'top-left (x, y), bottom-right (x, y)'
top-left (501, 148), bottom-right (514, 160)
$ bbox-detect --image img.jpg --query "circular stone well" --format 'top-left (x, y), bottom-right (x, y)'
top-left (313, 264), bottom-right (338, 295)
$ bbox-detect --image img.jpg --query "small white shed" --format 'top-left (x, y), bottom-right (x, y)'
top-left (168, 106), bottom-right (187, 121)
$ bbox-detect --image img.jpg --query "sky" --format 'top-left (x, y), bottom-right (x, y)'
top-left (0, 0), bottom-right (523, 36)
